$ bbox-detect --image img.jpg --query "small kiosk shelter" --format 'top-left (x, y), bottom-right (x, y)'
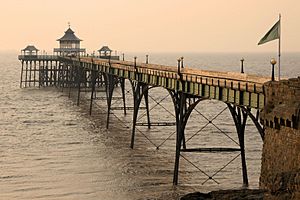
top-left (98, 46), bottom-right (119, 60)
top-left (21, 45), bottom-right (39, 57)
top-left (98, 46), bottom-right (112, 57)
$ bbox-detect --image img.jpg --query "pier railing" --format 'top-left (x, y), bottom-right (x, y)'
top-left (67, 56), bottom-right (269, 109)
top-left (18, 54), bottom-right (270, 109)
top-left (18, 55), bottom-right (59, 61)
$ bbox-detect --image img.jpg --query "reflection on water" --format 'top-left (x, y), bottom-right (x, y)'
top-left (0, 52), bottom-right (299, 199)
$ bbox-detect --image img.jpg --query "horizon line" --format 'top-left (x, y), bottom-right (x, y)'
top-left (1, 49), bottom-right (300, 55)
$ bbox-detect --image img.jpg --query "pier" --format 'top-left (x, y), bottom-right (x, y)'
top-left (18, 27), bottom-right (299, 190)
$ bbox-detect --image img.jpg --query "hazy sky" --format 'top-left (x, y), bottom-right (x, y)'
top-left (1, 0), bottom-right (299, 53)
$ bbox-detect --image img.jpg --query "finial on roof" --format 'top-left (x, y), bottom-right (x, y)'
top-left (68, 22), bottom-right (70, 28)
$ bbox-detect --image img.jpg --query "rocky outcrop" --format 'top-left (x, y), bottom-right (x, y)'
top-left (180, 189), bottom-right (265, 200)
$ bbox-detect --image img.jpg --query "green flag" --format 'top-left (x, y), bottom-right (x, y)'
top-left (258, 20), bottom-right (280, 45)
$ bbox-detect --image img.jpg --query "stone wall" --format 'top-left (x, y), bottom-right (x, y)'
top-left (260, 77), bottom-right (300, 200)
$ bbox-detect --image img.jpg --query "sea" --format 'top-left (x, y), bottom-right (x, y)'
top-left (0, 52), bottom-right (299, 200)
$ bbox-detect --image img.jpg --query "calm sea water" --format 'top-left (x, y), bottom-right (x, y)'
top-left (0, 52), bottom-right (299, 200)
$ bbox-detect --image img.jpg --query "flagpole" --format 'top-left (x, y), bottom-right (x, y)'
top-left (278, 14), bottom-right (281, 81)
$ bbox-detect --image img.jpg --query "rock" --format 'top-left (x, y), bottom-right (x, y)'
top-left (181, 189), bottom-right (265, 200)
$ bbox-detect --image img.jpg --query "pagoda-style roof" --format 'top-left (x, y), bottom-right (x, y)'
top-left (98, 46), bottom-right (112, 52)
top-left (22, 45), bottom-right (39, 52)
top-left (57, 28), bottom-right (82, 42)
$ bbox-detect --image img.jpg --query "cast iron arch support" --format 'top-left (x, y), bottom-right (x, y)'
top-left (89, 63), bottom-right (97, 115)
top-left (129, 80), bottom-right (156, 149)
top-left (76, 60), bottom-right (83, 106)
top-left (119, 78), bottom-right (127, 115)
top-left (227, 103), bottom-right (249, 187)
top-left (103, 72), bottom-right (119, 129)
top-left (89, 65), bottom-right (127, 127)
top-left (168, 89), bottom-right (205, 185)
top-left (241, 107), bottom-right (265, 140)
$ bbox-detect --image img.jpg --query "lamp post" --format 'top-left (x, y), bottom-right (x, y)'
top-left (177, 58), bottom-right (181, 75)
top-left (240, 58), bottom-right (244, 73)
top-left (134, 56), bottom-right (138, 78)
top-left (181, 56), bottom-right (184, 68)
top-left (270, 58), bottom-right (277, 81)
top-left (134, 56), bottom-right (137, 70)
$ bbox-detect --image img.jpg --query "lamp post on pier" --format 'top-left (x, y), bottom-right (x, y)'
top-left (177, 58), bottom-right (181, 75)
top-left (134, 56), bottom-right (137, 70)
top-left (240, 58), bottom-right (244, 73)
top-left (270, 58), bottom-right (277, 81)
top-left (181, 57), bottom-right (184, 68)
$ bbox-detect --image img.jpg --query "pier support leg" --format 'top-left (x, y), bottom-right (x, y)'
top-left (76, 62), bottom-right (82, 106)
top-left (45, 61), bottom-right (48, 87)
top-left (169, 90), bottom-right (203, 185)
top-left (61, 63), bottom-right (66, 91)
top-left (25, 61), bottom-right (28, 88)
top-left (54, 61), bottom-right (58, 87)
top-left (89, 67), bottom-right (97, 115)
top-left (227, 104), bottom-right (249, 187)
top-left (29, 61), bottom-right (32, 87)
top-left (61, 63), bottom-right (65, 91)
top-left (59, 63), bottom-right (64, 89)
top-left (68, 64), bottom-right (73, 98)
top-left (34, 61), bottom-right (37, 87)
top-left (20, 61), bottom-right (24, 88)
top-left (56, 63), bottom-right (61, 88)
top-left (120, 78), bottom-right (127, 115)
top-left (144, 89), bottom-right (151, 129)
top-left (130, 81), bottom-right (149, 148)
top-left (38, 61), bottom-right (41, 88)
top-left (103, 73), bottom-right (117, 129)
top-left (39, 63), bottom-right (42, 87)
top-left (50, 61), bottom-right (53, 86)
top-left (172, 91), bottom-right (185, 185)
